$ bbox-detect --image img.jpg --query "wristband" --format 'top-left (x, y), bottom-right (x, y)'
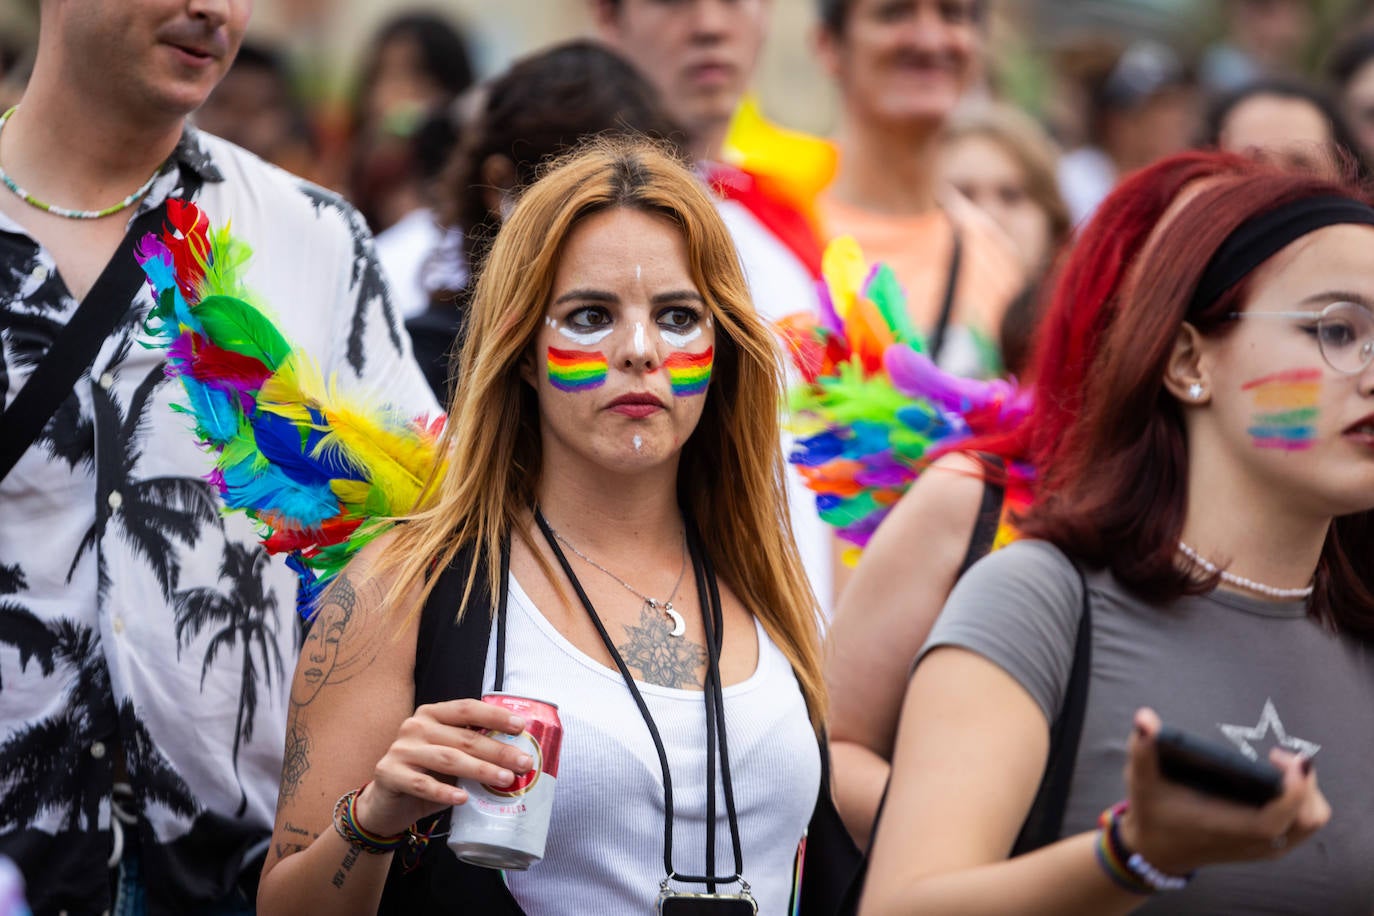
top-left (332, 782), bottom-right (411, 854)
top-left (1095, 801), bottom-right (1193, 894)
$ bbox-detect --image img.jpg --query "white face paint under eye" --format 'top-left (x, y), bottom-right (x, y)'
top-left (661, 325), bottom-right (703, 349)
top-left (558, 323), bottom-right (613, 346)
top-left (633, 321), bottom-right (647, 357)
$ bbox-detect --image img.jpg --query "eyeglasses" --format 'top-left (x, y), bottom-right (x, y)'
top-left (1226, 301), bottom-right (1374, 375)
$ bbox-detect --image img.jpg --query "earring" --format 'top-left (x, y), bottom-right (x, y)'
top-left (1187, 382), bottom-right (1204, 400)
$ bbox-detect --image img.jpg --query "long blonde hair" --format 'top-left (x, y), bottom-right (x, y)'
top-left (385, 138), bottom-right (826, 725)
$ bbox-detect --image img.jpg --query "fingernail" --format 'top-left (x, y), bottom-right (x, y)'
top-left (451, 788), bottom-right (466, 804)
top-left (509, 715), bottom-right (526, 731)
top-left (517, 753), bottom-right (534, 769)
top-left (495, 769), bottom-right (514, 786)
top-left (1301, 758), bottom-right (1313, 776)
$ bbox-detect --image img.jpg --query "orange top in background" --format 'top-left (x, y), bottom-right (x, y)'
top-left (817, 191), bottom-right (1026, 378)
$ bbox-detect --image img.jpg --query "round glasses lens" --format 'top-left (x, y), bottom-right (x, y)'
top-left (1317, 302), bottom-right (1374, 373)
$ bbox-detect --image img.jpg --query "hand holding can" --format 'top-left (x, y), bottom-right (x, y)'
top-left (448, 693), bottom-right (563, 870)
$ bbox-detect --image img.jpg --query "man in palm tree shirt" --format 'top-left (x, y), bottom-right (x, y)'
top-left (0, 2), bottom-right (438, 914)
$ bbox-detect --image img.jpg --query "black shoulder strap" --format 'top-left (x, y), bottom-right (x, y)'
top-left (957, 459), bottom-right (1005, 578)
top-left (925, 222), bottom-right (963, 365)
top-left (379, 539), bottom-right (525, 915)
top-left (0, 202), bottom-right (170, 485)
top-left (1010, 562), bottom-right (1093, 855)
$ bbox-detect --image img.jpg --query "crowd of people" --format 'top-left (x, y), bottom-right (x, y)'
top-left (0, 1), bottom-right (1372, 915)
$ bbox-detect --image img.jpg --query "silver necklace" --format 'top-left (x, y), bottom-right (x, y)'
top-left (1177, 541), bottom-right (1314, 600)
top-left (550, 526), bottom-right (690, 637)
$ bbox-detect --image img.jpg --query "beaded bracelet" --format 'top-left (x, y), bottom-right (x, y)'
top-left (332, 783), bottom-right (412, 854)
top-left (1095, 801), bottom-right (1192, 894)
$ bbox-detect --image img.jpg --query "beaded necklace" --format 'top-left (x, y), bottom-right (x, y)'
top-left (1177, 541), bottom-right (1314, 600)
top-left (0, 106), bottom-right (164, 220)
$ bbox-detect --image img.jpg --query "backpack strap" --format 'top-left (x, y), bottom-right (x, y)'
top-left (378, 539), bottom-right (524, 914)
top-left (1010, 562), bottom-right (1093, 855)
top-left (0, 203), bottom-right (170, 485)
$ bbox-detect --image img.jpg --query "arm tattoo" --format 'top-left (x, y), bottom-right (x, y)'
top-left (277, 822), bottom-right (317, 861)
top-left (331, 843), bottom-right (362, 889)
top-left (616, 604), bottom-right (708, 689)
top-left (279, 715), bottom-right (311, 803)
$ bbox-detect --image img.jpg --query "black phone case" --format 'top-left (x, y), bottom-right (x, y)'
top-left (1155, 725), bottom-right (1285, 807)
top-left (658, 893), bottom-right (759, 915)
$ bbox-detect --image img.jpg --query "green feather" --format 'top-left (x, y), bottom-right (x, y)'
top-left (864, 263), bottom-right (921, 348)
top-left (192, 295), bottom-right (291, 369)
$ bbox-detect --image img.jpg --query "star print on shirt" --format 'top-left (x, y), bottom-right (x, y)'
top-left (1218, 698), bottom-right (1321, 762)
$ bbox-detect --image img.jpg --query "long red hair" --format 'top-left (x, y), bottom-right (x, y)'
top-left (1018, 153), bottom-right (1374, 640)
top-left (957, 152), bottom-right (1253, 480)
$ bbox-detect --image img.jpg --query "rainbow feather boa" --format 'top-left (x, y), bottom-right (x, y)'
top-left (136, 200), bottom-right (444, 617)
top-left (781, 237), bottom-right (1032, 560)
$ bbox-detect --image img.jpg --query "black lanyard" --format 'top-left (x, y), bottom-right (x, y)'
top-left (530, 510), bottom-right (745, 891)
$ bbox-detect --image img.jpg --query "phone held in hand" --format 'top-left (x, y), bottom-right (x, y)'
top-left (1155, 725), bottom-right (1286, 807)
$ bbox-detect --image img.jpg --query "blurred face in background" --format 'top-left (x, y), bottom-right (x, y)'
top-left (1219, 93), bottom-right (1340, 179)
top-left (595, 0), bottom-right (769, 152)
top-left (938, 132), bottom-right (1052, 269)
top-left (1340, 59), bottom-right (1374, 163)
top-left (1103, 87), bottom-right (1198, 173)
top-left (364, 33), bottom-right (447, 129)
top-left (816, 0), bottom-right (982, 130)
top-left (1228, 0), bottom-right (1313, 71)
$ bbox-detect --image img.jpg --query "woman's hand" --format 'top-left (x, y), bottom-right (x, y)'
top-left (1119, 708), bottom-right (1330, 877)
top-left (352, 699), bottom-right (536, 837)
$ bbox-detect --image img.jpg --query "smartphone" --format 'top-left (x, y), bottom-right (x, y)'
top-left (1155, 725), bottom-right (1285, 807)
top-left (657, 892), bottom-right (759, 915)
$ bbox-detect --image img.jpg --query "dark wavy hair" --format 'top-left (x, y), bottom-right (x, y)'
top-left (435, 40), bottom-right (685, 291)
top-left (1017, 154), bottom-right (1374, 641)
top-left (1200, 78), bottom-right (1372, 184)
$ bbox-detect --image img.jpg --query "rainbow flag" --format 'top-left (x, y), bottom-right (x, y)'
top-left (665, 347), bottom-right (713, 397)
top-left (547, 347), bottom-right (608, 392)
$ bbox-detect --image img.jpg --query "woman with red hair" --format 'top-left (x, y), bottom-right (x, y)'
top-left (826, 151), bottom-right (1252, 847)
top-left (859, 153), bottom-right (1374, 913)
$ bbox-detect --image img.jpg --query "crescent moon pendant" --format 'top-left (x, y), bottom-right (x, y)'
top-left (664, 604), bottom-right (686, 638)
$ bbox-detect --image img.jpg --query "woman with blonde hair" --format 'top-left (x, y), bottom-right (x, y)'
top-left (938, 101), bottom-right (1072, 278)
top-left (255, 138), bottom-right (843, 914)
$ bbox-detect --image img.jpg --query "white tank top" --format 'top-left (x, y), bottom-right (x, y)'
top-left (482, 573), bottom-right (821, 916)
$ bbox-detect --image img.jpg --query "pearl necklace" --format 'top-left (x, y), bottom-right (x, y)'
top-left (0, 106), bottom-right (164, 220)
top-left (1177, 542), bottom-right (1314, 600)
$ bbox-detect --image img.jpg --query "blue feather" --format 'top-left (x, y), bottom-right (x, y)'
top-left (253, 412), bottom-right (365, 487)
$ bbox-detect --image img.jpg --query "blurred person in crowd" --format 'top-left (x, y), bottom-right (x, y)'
top-left (347, 10), bottom-right (474, 234)
top-left (826, 150), bottom-right (1248, 850)
top-left (0, 30), bottom-right (32, 111)
top-left (861, 152), bottom-right (1374, 915)
top-left (595, 0), bottom-right (839, 614)
top-left (1058, 40), bottom-right (1198, 225)
top-left (0, 0), bottom-right (437, 912)
top-left (194, 40), bottom-right (318, 181)
top-left (937, 100), bottom-right (1070, 278)
top-left (814, 0), bottom-right (1024, 381)
top-left (406, 39), bottom-right (685, 400)
top-left (1328, 31), bottom-right (1374, 164)
top-left (1201, 78), bottom-right (1369, 182)
top-left (1200, 0), bottom-right (1315, 94)
top-left (373, 106), bottom-right (465, 321)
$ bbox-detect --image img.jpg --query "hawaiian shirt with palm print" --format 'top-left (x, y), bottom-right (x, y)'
top-left (0, 126), bottom-right (439, 915)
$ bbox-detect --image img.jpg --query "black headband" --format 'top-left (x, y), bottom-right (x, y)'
top-left (1189, 195), bottom-right (1374, 314)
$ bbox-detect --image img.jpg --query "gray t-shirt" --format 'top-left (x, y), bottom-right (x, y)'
top-left (921, 539), bottom-right (1374, 914)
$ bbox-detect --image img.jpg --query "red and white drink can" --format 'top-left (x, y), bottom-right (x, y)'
top-left (448, 693), bottom-right (562, 870)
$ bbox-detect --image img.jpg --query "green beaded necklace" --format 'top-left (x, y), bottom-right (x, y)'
top-left (0, 106), bottom-right (165, 220)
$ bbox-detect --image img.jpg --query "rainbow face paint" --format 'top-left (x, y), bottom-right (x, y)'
top-left (547, 347), bottom-right (608, 392)
top-left (664, 347), bottom-right (713, 397)
top-left (1241, 368), bottom-right (1321, 451)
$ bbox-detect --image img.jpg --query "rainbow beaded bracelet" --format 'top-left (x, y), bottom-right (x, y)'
top-left (1094, 801), bottom-right (1193, 894)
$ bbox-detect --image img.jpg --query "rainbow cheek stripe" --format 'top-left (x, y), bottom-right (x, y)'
top-left (1241, 368), bottom-right (1321, 451)
top-left (547, 347), bottom-right (608, 392)
top-left (664, 347), bottom-right (713, 397)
